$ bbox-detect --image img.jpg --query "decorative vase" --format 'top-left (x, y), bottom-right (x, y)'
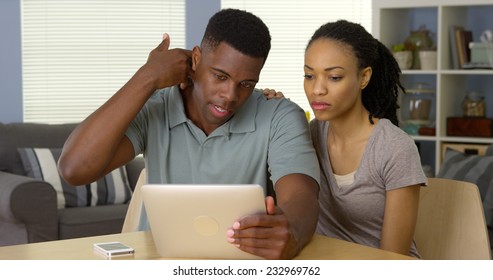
top-left (419, 50), bottom-right (437, 70)
top-left (405, 26), bottom-right (434, 69)
top-left (393, 51), bottom-right (413, 70)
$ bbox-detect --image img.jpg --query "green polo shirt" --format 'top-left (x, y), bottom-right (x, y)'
top-left (125, 86), bottom-right (320, 229)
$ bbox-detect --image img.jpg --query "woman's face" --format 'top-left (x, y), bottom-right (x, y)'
top-left (303, 38), bottom-right (371, 122)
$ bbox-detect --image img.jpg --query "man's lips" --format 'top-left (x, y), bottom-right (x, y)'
top-left (311, 101), bottom-right (330, 110)
top-left (210, 104), bottom-right (231, 118)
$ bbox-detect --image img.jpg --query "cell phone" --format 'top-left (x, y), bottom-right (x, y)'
top-left (93, 242), bottom-right (134, 257)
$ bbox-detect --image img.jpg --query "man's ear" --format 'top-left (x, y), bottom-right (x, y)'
top-left (192, 46), bottom-right (201, 71)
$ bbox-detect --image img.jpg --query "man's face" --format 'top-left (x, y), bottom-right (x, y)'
top-left (186, 42), bottom-right (265, 135)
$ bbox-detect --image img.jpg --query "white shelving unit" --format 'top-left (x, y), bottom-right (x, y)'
top-left (373, 0), bottom-right (493, 175)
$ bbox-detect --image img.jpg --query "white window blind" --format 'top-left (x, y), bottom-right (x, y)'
top-left (22, 0), bottom-right (185, 124)
top-left (221, 0), bottom-right (372, 119)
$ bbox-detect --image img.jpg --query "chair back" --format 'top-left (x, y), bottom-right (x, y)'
top-left (415, 177), bottom-right (491, 259)
top-left (122, 168), bottom-right (147, 233)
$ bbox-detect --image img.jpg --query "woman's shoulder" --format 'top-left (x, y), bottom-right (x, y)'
top-left (369, 119), bottom-right (418, 156)
top-left (375, 119), bottom-right (413, 142)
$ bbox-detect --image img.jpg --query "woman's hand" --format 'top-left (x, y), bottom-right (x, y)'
top-left (262, 88), bottom-right (285, 100)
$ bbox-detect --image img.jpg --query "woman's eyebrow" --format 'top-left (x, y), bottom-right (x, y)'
top-left (304, 65), bottom-right (344, 71)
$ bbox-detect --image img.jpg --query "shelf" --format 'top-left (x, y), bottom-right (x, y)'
top-left (438, 136), bottom-right (493, 144)
top-left (410, 135), bottom-right (438, 142)
top-left (440, 69), bottom-right (493, 75)
top-left (410, 135), bottom-right (493, 144)
top-left (401, 70), bottom-right (438, 75)
top-left (374, 0), bottom-right (493, 175)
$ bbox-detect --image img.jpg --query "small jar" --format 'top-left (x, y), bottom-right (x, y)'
top-left (401, 83), bottom-right (435, 125)
top-left (462, 91), bottom-right (486, 117)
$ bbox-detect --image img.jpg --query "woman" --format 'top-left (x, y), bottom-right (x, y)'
top-left (304, 20), bottom-right (426, 258)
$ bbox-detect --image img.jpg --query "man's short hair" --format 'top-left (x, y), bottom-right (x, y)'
top-left (201, 8), bottom-right (271, 62)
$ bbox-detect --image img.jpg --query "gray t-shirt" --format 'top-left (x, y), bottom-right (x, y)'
top-left (310, 118), bottom-right (426, 258)
top-left (125, 86), bottom-right (320, 230)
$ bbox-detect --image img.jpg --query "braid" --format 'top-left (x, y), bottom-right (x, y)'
top-left (362, 40), bottom-right (403, 126)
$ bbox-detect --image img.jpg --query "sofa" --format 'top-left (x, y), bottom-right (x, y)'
top-left (437, 144), bottom-right (493, 257)
top-left (0, 122), bottom-right (144, 246)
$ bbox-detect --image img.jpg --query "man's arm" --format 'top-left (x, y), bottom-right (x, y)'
top-left (273, 174), bottom-right (320, 256)
top-left (227, 173), bottom-right (319, 260)
top-left (58, 34), bottom-right (192, 185)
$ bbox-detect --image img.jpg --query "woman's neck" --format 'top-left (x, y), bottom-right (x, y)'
top-left (326, 110), bottom-right (378, 175)
top-left (328, 109), bottom-right (377, 145)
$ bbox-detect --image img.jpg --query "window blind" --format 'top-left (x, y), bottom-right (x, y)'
top-left (22, 0), bottom-right (185, 124)
top-left (221, 0), bottom-right (372, 119)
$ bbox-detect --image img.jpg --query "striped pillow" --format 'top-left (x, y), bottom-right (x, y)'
top-left (18, 148), bottom-right (132, 209)
top-left (438, 147), bottom-right (493, 233)
top-left (438, 148), bottom-right (493, 200)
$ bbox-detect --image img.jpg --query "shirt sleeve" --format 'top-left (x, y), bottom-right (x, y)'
top-left (124, 90), bottom-right (166, 156)
top-left (267, 100), bottom-right (321, 187)
top-left (379, 129), bottom-right (427, 191)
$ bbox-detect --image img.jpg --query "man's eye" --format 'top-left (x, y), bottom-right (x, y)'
top-left (240, 81), bottom-right (253, 88)
top-left (215, 74), bottom-right (227, 80)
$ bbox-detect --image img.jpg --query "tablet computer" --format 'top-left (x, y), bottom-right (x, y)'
top-left (141, 184), bottom-right (266, 259)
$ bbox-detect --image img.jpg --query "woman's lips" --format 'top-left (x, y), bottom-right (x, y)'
top-left (311, 101), bottom-right (330, 111)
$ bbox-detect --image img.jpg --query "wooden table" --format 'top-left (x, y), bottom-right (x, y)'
top-left (0, 231), bottom-right (415, 260)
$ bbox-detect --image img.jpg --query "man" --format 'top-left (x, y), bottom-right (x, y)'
top-left (58, 9), bottom-right (319, 260)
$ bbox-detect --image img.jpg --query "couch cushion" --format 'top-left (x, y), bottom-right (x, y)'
top-left (18, 147), bottom-right (132, 209)
top-left (58, 204), bottom-right (128, 239)
top-left (438, 148), bottom-right (493, 201)
top-left (437, 147), bottom-right (493, 251)
top-left (0, 122), bottom-right (77, 175)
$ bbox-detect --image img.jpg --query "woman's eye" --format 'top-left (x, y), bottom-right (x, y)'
top-left (303, 74), bottom-right (313, 80)
top-left (330, 76), bottom-right (342, 81)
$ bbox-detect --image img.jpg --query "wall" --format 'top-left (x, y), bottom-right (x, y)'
top-left (0, 0), bottom-right (219, 123)
top-left (0, 0), bottom-right (22, 123)
top-left (186, 0), bottom-right (220, 49)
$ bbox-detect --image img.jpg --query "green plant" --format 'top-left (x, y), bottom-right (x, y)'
top-left (392, 42), bottom-right (415, 52)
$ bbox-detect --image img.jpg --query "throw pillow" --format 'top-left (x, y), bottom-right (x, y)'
top-left (438, 147), bottom-right (493, 232)
top-left (18, 147), bottom-right (132, 209)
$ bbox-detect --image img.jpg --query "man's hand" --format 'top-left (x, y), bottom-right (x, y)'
top-left (226, 196), bottom-right (299, 260)
top-left (141, 33), bottom-right (193, 90)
